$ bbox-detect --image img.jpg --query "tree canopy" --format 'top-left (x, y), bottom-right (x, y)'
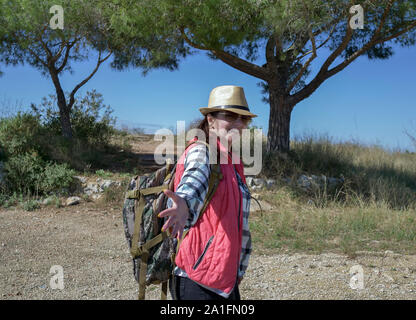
top-left (108, 0), bottom-right (416, 152)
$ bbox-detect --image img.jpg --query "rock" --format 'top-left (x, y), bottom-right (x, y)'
top-left (66, 196), bottom-right (81, 206)
top-left (73, 176), bottom-right (87, 184)
top-left (297, 175), bottom-right (311, 189)
top-left (266, 179), bottom-right (276, 188)
top-left (384, 250), bottom-right (395, 256)
top-left (246, 177), bottom-right (254, 187)
top-left (91, 194), bottom-right (103, 201)
top-left (253, 178), bottom-right (266, 188)
top-left (42, 197), bottom-right (55, 205)
top-left (101, 180), bottom-right (116, 190)
top-left (297, 174), bottom-right (343, 191)
top-left (250, 199), bottom-right (273, 213)
top-left (84, 183), bottom-right (100, 195)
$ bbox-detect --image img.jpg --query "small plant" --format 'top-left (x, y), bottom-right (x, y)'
top-left (22, 199), bottom-right (40, 211)
top-left (95, 169), bottom-right (112, 179)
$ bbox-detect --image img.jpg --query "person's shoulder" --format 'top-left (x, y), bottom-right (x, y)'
top-left (185, 142), bottom-right (210, 166)
top-left (186, 142), bottom-right (209, 156)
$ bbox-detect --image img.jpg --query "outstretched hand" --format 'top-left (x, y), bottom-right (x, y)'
top-left (158, 189), bottom-right (189, 239)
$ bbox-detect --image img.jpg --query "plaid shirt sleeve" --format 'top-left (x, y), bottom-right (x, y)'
top-left (166, 144), bottom-right (210, 227)
top-left (236, 171), bottom-right (252, 279)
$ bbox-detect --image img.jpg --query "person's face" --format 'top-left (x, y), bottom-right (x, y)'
top-left (207, 111), bottom-right (252, 148)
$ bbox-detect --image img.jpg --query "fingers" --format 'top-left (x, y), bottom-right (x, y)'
top-left (161, 215), bottom-right (185, 239)
top-left (163, 189), bottom-right (180, 203)
top-left (158, 207), bottom-right (176, 219)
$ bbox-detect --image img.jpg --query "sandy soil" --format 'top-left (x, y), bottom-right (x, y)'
top-left (1, 201), bottom-right (415, 300)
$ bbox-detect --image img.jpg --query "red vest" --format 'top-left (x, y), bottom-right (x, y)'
top-left (174, 138), bottom-right (246, 295)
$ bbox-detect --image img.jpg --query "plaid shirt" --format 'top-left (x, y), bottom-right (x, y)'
top-left (167, 144), bottom-right (252, 297)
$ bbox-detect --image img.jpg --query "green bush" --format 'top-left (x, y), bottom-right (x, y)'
top-left (41, 162), bottom-right (76, 195)
top-left (22, 199), bottom-right (40, 211)
top-left (31, 90), bottom-right (116, 146)
top-left (3, 152), bottom-right (76, 197)
top-left (0, 111), bottom-right (46, 158)
top-left (4, 152), bottom-right (44, 195)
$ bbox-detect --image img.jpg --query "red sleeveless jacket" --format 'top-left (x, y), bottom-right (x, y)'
top-left (173, 138), bottom-right (246, 295)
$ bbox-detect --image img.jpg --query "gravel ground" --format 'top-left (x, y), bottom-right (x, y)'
top-left (1, 201), bottom-right (416, 300)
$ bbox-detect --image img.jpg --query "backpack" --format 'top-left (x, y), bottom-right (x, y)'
top-left (122, 140), bottom-right (222, 300)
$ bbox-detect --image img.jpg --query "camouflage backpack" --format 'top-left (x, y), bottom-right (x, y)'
top-left (122, 140), bottom-right (222, 300)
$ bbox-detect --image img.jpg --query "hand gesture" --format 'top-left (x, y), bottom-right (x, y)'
top-left (158, 189), bottom-right (189, 239)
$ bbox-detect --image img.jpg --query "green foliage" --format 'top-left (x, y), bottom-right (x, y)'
top-left (4, 152), bottom-right (45, 196)
top-left (3, 152), bottom-right (75, 197)
top-left (31, 90), bottom-right (116, 145)
top-left (22, 199), bottom-right (41, 211)
top-left (41, 161), bottom-right (76, 195)
top-left (0, 0), bottom-right (112, 74)
top-left (0, 111), bottom-right (46, 158)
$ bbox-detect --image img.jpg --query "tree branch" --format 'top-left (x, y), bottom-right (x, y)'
top-left (326, 18), bottom-right (416, 78)
top-left (68, 50), bottom-right (112, 109)
top-left (56, 39), bottom-right (79, 74)
top-left (375, 19), bottom-right (416, 43)
top-left (180, 26), bottom-right (271, 81)
top-left (287, 26), bottom-right (317, 94)
top-left (26, 46), bottom-right (48, 68)
top-left (290, 0), bottom-right (401, 105)
top-left (294, 23), bottom-right (337, 62)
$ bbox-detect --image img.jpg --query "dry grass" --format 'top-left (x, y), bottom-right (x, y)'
top-left (251, 186), bottom-right (416, 257)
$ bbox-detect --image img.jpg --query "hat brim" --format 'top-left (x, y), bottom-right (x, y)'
top-left (199, 107), bottom-right (257, 118)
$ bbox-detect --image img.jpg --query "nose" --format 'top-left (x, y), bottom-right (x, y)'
top-left (234, 116), bottom-right (247, 128)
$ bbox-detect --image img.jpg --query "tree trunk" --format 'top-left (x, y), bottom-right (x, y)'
top-left (267, 86), bottom-right (293, 153)
top-left (49, 68), bottom-right (73, 140)
top-left (58, 104), bottom-right (73, 140)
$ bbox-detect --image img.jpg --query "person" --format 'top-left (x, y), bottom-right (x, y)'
top-left (158, 85), bottom-right (257, 300)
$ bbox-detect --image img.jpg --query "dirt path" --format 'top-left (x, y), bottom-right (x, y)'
top-left (1, 202), bottom-right (416, 300)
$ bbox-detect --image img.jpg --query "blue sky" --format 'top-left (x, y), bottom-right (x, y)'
top-left (0, 42), bottom-right (415, 152)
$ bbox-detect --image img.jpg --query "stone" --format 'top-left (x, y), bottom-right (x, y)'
top-left (66, 196), bottom-right (81, 206)
top-left (266, 179), bottom-right (276, 188)
top-left (297, 175), bottom-right (311, 189)
top-left (84, 183), bottom-right (100, 195)
top-left (246, 177), bottom-right (254, 187)
top-left (73, 176), bottom-right (87, 184)
top-left (250, 199), bottom-right (273, 213)
top-left (101, 180), bottom-right (116, 190)
top-left (91, 194), bottom-right (103, 201)
top-left (253, 178), bottom-right (266, 187)
top-left (42, 197), bottom-right (55, 205)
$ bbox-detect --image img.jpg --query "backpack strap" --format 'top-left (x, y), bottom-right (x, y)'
top-left (128, 182), bottom-right (169, 300)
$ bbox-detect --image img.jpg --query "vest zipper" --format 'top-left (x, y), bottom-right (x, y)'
top-left (192, 235), bottom-right (214, 270)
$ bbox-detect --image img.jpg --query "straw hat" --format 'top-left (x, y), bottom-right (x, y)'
top-left (199, 85), bottom-right (257, 118)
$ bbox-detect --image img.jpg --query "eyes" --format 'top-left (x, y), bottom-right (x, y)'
top-left (214, 112), bottom-right (252, 125)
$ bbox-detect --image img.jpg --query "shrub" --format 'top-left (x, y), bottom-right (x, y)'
top-left (4, 152), bottom-right (44, 196)
top-left (0, 111), bottom-right (46, 158)
top-left (3, 152), bottom-right (76, 197)
top-left (22, 199), bottom-right (40, 211)
top-left (41, 162), bottom-right (76, 195)
top-left (31, 90), bottom-right (116, 146)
